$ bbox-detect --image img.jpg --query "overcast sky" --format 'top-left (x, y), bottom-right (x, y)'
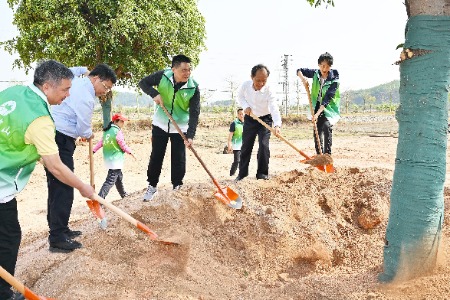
top-left (0, 1), bottom-right (408, 99)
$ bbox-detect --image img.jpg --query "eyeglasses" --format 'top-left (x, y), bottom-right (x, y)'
top-left (100, 81), bottom-right (112, 93)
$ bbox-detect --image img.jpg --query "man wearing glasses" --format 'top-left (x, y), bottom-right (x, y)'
top-left (46, 64), bottom-right (116, 253)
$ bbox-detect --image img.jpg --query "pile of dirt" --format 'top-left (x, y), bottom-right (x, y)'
top-left (16, 166), bottom-right (394, 299)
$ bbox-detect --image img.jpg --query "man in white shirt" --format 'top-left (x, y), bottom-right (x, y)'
top-left (235, 64), bottom-right (282, 181)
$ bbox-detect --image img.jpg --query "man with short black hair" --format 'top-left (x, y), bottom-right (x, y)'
top-left (139, 54), bottom-right (201, 201)
top-left (46, 63), bottom-right (117, 252)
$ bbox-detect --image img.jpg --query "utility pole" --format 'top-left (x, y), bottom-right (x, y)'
top-left (294, 79), bottom-right (301, 115)
top-left (223, 77), bottom-right (239, 117)
top-left (279, 54), bottom-right (291, 116)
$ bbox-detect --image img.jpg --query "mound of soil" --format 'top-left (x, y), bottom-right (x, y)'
top-left (16, 167), bottom-right (392, 299)
top-left (12, 117), bottom-right (450, 299)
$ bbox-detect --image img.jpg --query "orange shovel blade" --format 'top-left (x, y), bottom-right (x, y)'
top-left (86, 200), bottom-right (107, 229)
top-left (86, 199), bottom-right (105, 219)
top-left (214, 186), bottom-right (242, 209)
top-left (316, 164), bottom-right (335, 173)
top-left (136, 221), bottom-right (159, 240)
top-left (24, 287), bottom-right (55, 300)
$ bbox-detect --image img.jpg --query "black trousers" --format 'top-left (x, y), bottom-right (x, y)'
top-left (238, 114), bottom-right (272, 178)
top-left (314, 115), bottom-right (333, 155)
top-left (0, 199), bottom-right (21, 299)
top-left (45, 131), bottom-right (76, 243)
top-left (98, 169), bottom-right (126, 199)
top-left (147, 125), bottom-right (186, 189)
top-left (230, 150), bottom-right (241, 176)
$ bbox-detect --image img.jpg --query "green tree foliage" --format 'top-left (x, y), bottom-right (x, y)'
top-left (305, 0), bottom-right (334, 8)
top-left (1, 0), bottom-right (206, 87)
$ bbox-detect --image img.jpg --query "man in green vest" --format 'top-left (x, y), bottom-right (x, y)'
top-left (139, 54), bottom-right (200, 201)
top-left (0, 60), bottom-right (95, 300)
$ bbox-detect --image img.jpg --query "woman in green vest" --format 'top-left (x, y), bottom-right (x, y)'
top-left (297, 52), bottom-right (340, 155)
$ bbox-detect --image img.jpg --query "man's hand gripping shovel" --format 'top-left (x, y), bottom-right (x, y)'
top-left (249, 112), bottom-right (333, 173)
top-left (159, 104), bottom-right (242, 209)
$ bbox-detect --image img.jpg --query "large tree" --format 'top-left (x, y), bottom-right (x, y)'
top-left (306, 0), bottom-right (450, 282)
top-left (379, 0), bottom-right (450, 282)
top-left (2, 0), bottom-right (206, 87)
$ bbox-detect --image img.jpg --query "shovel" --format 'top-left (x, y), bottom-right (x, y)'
top-left (303, 80), bottom-right (335, 173)
top-left (86, 138), bottom-right (108, 229)
top-left (91, 194), bottom-right (179, 245)
top-left (249, 112), bottom-right (333, 172)
top-left (0, 266), bottom-right (54, 300)
top-left (158, 104), bottom-right (242, 209)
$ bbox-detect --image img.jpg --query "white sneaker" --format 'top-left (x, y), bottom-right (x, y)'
top-left (143, 185), bottom-right (157, 201)
top-left (173, 185), bottom-right (183, 191)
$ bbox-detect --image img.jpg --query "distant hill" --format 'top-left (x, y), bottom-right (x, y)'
top-left (342, 80), bottom-right (400, 105)
top-left (110, 81), bottom-right (402, 108)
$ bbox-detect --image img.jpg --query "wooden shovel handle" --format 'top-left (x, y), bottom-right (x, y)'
top-left (0, 266), bottom-right (52, 300)
top-left (88, 138), bottom-right (95, 187)
top-left (91, 194), bottom-right (158, 240)
top-left (158, 104), bottom-right (222, 191)
top-left (249, 112), bottom-right (312, 160)
top-left (303, 81), bottom-right (323, 155)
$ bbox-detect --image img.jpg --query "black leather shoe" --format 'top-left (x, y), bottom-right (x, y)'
top-left (256, 174), bottom-right (269, 180)
top-left (49, 239), bottom-right (82, 253)
top-left (67, 230), bottom-right (82, 238)
top-left (234, 175), bottom-right (245, 182)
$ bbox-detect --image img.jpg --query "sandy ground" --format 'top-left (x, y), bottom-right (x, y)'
top-left (12, 114), bottom-right (450, 299)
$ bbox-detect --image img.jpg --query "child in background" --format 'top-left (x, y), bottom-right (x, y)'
top-left (93, 113), bottom-right (135, 199)
top-left (227, 108), bottom-right (244, 176)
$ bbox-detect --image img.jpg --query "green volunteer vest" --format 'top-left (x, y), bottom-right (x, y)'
top-left (231, 118), bottom-right (244, 149)
top-left (153, 69), bottom-right (198, 129)
top-left (0, 85), bottom-right (52, 199)
top-left (102, 124), bottom-right (125, 168)
top-left (310, 70), bottom-right (341, 125)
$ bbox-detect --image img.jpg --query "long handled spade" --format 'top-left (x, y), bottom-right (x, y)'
top-left (86, 138), bottom-right (108, 229)
top-left (91, 194), bottom-right (179, 245)
top-left (0, 266), bottom-right (54, 300)
top-left (159, 104), bottom-right (242, 209)
top-left (249, 112), bottom-right (333, 172)
top-left (303, 81), bottom-right (335, 173)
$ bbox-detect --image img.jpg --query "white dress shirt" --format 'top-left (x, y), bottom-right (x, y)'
top-left (237, 80), bottom-right (282, 127)
top-left (51, 67), bottom-right (95, 139)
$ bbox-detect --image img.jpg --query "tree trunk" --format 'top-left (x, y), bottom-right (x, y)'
top-left (380, 0), bottom-right (450, 282)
